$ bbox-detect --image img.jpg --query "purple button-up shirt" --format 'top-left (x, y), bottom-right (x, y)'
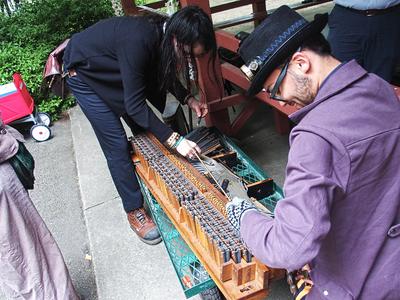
top-left (241, 60), bottom-right (400, 299)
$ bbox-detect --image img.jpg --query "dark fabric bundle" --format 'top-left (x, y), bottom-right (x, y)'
top-left (9, 142), bottom-right (35, 190)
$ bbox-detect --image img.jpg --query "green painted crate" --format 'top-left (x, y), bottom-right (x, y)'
top-left (138, 136), bottom-right (284, 298)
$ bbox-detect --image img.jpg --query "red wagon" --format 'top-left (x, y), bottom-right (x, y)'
top-left (0, 73), bottom-right (51, 142)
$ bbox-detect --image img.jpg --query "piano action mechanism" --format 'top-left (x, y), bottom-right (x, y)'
top-left (131, 132), bottom-right (284, 300)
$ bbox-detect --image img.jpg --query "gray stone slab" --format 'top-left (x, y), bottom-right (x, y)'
top-left (0, 115), bottom-right (97, 300)
top-left (84, 199), bottom-right (190, 300)
top-left (70, 106), bottom-right (198, 300)
top-left (69, 107), bottom-right (119, 210)
top-left (27, 116), bottom-right (97, 300)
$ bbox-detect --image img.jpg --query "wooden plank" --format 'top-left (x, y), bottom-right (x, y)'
top-left (230, 99), bottom-right (259, 136)
top-left (214, 11), bottom-right (267, 29)
top-left (120, 0), bottom-right (139, 15)
top-left (246, 178), bottom-right (274, 200)
top-left (208, 93), bottom-right (247, 112)
top-left (210, 0), bottom-right (265, 14)
top-left (216, 30), bottom-right (240, 53)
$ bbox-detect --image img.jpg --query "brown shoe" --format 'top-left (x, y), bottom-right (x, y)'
top-left (127, 208), bottom-right (162, 245)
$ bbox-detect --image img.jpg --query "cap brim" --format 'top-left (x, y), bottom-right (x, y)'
top-left (246, 13), bottom-right (328, 97)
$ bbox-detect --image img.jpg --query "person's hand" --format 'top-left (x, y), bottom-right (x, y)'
top-left (175, 137), bottom-right (201, 159)
top-left (226, 196), bottom-right (257, 232)
top-left (187, 97), bottom-right (208, 118)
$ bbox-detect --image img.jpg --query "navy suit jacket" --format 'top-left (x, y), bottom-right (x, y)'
top-left (63, 16), bottom-right (188, 142)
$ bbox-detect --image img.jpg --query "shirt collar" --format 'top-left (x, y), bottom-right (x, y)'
top-left (289, 60), bottom-right (368, 124)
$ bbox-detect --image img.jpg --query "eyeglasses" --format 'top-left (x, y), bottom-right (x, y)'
top-left (267, 59), bottom-right (292, 103)
top-left (265, 47), bottom-right (301, 103)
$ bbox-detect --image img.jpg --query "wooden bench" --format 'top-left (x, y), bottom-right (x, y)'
top-left (120, 0), bottom-right (400, 135)
top-left (214, 30), bottom-right (400, 134)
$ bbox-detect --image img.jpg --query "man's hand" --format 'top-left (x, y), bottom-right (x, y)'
top-left (226, 197), bottom-right (257, 232)
top-left (187, 97), bottom-right (208, 118)
top-left (176, 138), bottom-right (201, 160)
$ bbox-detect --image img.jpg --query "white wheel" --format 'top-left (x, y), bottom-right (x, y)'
top-left (30, 124), bottom-right (51, 142)
top-left (37, 112), bottom-right (51, 126)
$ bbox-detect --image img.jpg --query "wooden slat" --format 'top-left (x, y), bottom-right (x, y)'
top-left (214, 11), bottom-right (267, 29)
top-left (216, 30), bottom-right (240, 53)
top-left (208, 93), bottom-right (247, 112)
top-left (210, 0), bottom-right (265, 14)
top-left (290, 0), bottom-right (332, 11)
top-left (230, 99), bottom-right (259, 136)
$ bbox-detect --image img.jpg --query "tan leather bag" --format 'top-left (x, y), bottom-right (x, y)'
top-left (42, 39), bottom-right (70, 98)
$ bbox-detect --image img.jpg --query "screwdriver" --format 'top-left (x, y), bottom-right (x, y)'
top-left (196, 116), bottom-right (202, 127)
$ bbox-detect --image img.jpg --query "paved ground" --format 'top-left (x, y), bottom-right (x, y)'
top-left (0, 116), bottom-right (97, 300)
top-left (0, 103), bottom-right (292, 300)
top-left (0, 2), bottom-right (334, 299)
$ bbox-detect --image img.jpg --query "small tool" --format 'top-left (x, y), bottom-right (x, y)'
top-left (221, 179), bottom-right (229, 192)
top-left (196, 116), bottom-right (202, 126)
top-left (192, 151), bottom-right (232, 201)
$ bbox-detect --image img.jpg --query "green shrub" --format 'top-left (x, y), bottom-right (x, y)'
top-left (0, 42), bottom-right (51, 96)
top-left (0, 0), bottom-right (114, 46)
top-left (0, 41), bottom-right (76, 120)
top-left (0, 0), bottom-right (114, 120)
top-left (37, 95), bottom-right (76, 121)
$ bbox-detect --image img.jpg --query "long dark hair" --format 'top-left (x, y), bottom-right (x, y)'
top-left (160, 6), bottom-right (220, 97)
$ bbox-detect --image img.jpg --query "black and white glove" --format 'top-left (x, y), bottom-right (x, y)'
top-left (226, 197), bottom-right (257, 232)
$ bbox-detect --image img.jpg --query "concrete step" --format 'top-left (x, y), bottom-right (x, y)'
top-left (69, 106), bottom-right (196, 300)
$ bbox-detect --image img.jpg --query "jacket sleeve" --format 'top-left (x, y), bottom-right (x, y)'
top-left (240, 131), bottom-right (347, 271)
top-left (116, 33), bottom-right (172, 143)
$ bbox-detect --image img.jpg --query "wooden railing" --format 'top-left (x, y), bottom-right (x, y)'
top-left (118, 1), bottom-right (400, 135)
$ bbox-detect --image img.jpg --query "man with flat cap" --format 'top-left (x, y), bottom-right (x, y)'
top-left (226, 5), bottom-right (400, 299)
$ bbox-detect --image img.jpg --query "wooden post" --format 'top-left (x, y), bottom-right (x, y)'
top-left (252, 0), bottom-right (267, 26)
top-left (180, 0), bottom-right (232, 135)
top-left (120, 0), bottom-right (138, 15)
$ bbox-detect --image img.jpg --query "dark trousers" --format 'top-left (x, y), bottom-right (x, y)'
top-left (328, 4), bottom-right (400, 82)
top-left (66, 75), bottom-right (142, 213)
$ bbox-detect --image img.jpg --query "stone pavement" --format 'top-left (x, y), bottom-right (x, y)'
top-left (0, 101), bottom-right (294, 300)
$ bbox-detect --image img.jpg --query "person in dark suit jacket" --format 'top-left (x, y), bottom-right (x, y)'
top-left (63, 6), bottom-right (219, 244)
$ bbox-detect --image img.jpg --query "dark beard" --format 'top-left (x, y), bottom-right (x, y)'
top-left (291, 71), bottom-right (315, 106)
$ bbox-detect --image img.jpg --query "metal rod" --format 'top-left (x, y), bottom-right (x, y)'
top-left (193, 152), bottom-right (232, 201)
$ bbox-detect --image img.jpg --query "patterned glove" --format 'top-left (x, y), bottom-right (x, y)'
top-left (226, 197), bottom-right (257, 232)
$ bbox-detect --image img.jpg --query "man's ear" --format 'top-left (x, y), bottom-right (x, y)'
top-left (290, 51), bottom-right (311, 75)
